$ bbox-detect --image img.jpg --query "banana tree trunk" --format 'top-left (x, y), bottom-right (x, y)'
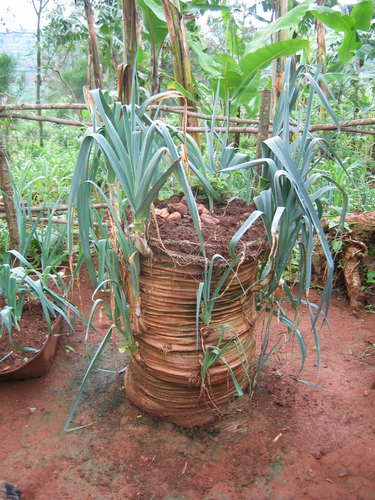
top-left (120, 0), bottom-right (137, 104)
top-left (160, 0), bottom-right (200, 147)
top-left (316, 0), bottom-right (327, 97)
top-left (0, 138), bottom-right (19, 252)
top-left (319, 210), bottom-right (375, 312)
top-left (271, 0), bottom-right (288, 113)
top-left (150, 45), bottom-right (160, 97)
top-left (84, 0), bottom-right (103, 90)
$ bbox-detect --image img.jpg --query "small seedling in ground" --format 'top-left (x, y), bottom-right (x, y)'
top-left (65, 345), bottom-right (75, 354)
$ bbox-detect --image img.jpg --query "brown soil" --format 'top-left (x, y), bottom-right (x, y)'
top-left (0, 298), bottom-right (51, 372)
top-left (1, 202), bottom-right (375, 499)
top-left (147, 197), bottom-right (267, 262)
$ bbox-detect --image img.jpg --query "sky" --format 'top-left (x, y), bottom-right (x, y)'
top-left (1, 0), bottom-right (52, 32)
top-left (0, 0), bottom-right (357, 33)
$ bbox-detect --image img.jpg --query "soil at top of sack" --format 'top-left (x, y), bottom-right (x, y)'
top-left (146, 197), bottom-right (267, 263)
top-left (0, 297), bottom-right (50, 373)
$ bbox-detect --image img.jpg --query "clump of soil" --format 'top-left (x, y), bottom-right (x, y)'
top-left (0, 297), bottom-right (50, 373)
top-left (147, 197), bottom-right (267, 262)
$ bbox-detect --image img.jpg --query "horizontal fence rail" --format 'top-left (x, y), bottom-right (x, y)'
top-left (0, 103), bottom-right (374, 135)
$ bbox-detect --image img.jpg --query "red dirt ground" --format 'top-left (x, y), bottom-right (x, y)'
top-left (1, 266), bottom-right (374, 500)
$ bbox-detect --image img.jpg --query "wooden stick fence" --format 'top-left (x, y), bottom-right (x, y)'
top-left (1, 103), bottom-right (374, 135)
top-left (0, 203), bottom-right (109, 226)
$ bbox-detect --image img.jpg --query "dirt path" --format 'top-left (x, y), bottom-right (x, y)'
top-left (0, 272), bottom-right (374, 500)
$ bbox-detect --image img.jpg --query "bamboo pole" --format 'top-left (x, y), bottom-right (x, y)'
top-left (0, 138), bottom-right (19, 251)
top-left (0, 103), bottom-right (191, 112)
top-left (0, 103), bottom-right (256, 123)
top-left (0, 113), bottom-right (91, 127)
top-left (0, 203), bottom-right (108, 213)
top-left (0, 103), bottom-right (88, 110)
top-left (179, 126), bottom-right (261, 134)
top-left (1, 110), bottom-right (374, 135)
top-left (2, 103), bottom-right (374, 126)
top-left (0, 213), bottom-right (103, 227)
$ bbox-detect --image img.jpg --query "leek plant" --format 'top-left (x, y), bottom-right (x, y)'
top-left (65, 98), bottom-right (209, 429)
top-left (174, 85), bottom-right (259, 208)
top-left (64, 208), bottom-right (137, 431)
top-left (1, 166), bottom-right (69, 270)
top-left (196, 253), bottom-right (245, 347)
top-left (68, 88), bottom-right (205, 289)
top-left (223, 59), bottom-right (348, 383)
top-left (67, 87), bottom-right (212, 352)
top-left (0, 251), bottom-right (83, 354)
top-left (200, 324), bottom-right (252, 398)
top-left (0, 167), bottom-right (84, 362)
top-left (65, 59), bottom-right (349, 428)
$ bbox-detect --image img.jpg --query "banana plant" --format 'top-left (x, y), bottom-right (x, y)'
top-left (312, 0), bottom-right (373, 70)
top-left (136, 0), bottom-right (169, 95)
top-left (191, 37), bottom-right (309, 116)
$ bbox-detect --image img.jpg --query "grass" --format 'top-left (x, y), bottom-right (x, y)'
top-left (4, 122), bottom-right (83, 204)
top-left (317, 151), bottom-right (375, 215)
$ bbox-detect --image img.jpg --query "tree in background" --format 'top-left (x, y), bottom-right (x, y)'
top-left (271, 0), bottom-right (288, 111)
top-left (0, 52), bottom-right (17, 96)
top-left (95, 1), bottom-right (123, 92)
top-left (41, 4), bottom-right (88, 120)
top-left (32, 0), bottom-right (51, 147)
top-left (136, 0), bottom-right (169, 97)
top-left (60, 58), bottom-right (90, 102)
top-left (119, 0), bottom-right (137, 103)
top-left (316, 0), bottom-right (327, 88)
top-left (83, 0), bottom-right (103, 89)
top-left (0, 137), bottom-right (19, 253)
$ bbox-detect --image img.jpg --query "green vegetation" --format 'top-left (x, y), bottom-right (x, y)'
top-left (0, 51), bottom-right (17, 95)
top-left (0, 169), bottom-right (84, 354)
